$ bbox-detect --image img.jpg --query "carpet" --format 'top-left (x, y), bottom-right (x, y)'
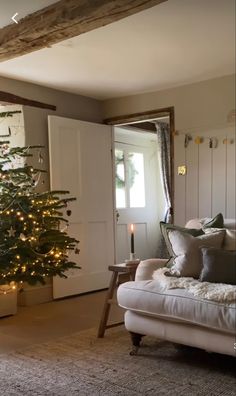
top-left (0, 327), bottom-right (235, 396)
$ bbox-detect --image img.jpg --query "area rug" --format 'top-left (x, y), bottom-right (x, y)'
top-left (0, 327), bottom-right (235, 396)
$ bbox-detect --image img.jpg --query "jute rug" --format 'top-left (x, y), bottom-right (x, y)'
top-left (0, 327), bottom-right (235, 396)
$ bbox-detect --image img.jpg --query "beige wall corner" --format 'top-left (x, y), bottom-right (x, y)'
top-left (102, 74), bottom-right (235, 131)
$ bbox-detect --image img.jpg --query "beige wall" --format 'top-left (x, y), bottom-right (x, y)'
top-left (0, 76), bottom-right (102, 123)
top-left (0, 76), bottom-right (103, 190)
top-left (102, 74), bottom-right (235, 131)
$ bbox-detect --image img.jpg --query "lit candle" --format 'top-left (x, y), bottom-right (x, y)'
top-left (130, 224), bottom-right (134, 254)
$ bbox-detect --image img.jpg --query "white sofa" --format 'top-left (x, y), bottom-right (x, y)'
top-left (117, 219), bottom-right (236, 357)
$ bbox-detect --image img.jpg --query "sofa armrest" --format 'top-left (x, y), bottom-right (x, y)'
top-left (135, 258), bottom-right (168, 281)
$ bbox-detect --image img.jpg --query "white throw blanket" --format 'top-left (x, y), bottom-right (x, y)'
top-left (153, 268), bottom-right (236, 303)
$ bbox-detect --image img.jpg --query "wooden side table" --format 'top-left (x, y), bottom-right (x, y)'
top-left (97, 263), bottom-right (139, 338)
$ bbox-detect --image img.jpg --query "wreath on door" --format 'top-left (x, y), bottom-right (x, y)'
top-left (115, 152), bottom-right (137, 188)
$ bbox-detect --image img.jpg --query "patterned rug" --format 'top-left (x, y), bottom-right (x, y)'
top-left (0, 327), bottom-right (235, 396)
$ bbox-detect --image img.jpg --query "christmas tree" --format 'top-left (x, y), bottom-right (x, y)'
top-left (0, 117), bottom-right (79, 289)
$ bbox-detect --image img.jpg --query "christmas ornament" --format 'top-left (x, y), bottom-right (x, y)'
top-left (19, 233), bottom-right (27, 241)
top-left (7, 227), bottom-right (16, 237)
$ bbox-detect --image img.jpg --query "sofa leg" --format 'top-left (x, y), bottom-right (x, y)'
top-left (129, 332), bottom-right (144, 355)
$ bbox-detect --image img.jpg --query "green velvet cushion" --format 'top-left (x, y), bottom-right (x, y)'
top-left (200, 247), bottom-right (236, 284)
top-left (160, 221), bottom-right (204, 259)
top-left (203, 213), bottom-right (224, 229)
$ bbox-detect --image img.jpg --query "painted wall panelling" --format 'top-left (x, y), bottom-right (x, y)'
top-left (226, 141), bottom-right (236, 219)
top-left (174, 126), bottom-right (235, 225)
top-left (198, 138), bottom-right (212, 218)
top-left (174, 133), bottom-right (186, 225)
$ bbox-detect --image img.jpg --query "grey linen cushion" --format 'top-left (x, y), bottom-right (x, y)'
top-left (204, 228), bottom-right (236, 251)
top-left (160, 221), bottom-right (204, 258)
top-left (200, 247), bottom-right (236, 285)
top-left (166, 229), bottom-right (225, 278)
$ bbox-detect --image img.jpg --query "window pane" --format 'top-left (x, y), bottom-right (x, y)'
top-left (115, 149), bottom-right (126, 208)
top-left (128, 152), bottom-right (145, 208)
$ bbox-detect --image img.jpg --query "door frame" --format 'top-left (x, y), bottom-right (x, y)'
top-left (104, 106), bottom-right (175, 221)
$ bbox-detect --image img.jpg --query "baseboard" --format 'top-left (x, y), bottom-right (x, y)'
top-left (18, 284), bottom-right (53, 306)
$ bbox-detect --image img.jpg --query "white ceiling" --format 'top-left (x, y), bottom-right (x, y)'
top-left (0, 0), bottom-right (235, 100)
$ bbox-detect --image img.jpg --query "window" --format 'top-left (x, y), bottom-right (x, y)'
top-left (115, 148), bottom-right (146, 209)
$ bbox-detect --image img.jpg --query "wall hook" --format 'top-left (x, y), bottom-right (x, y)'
top-left (184, 134), bottom-right (192, 148)
top-left (209, 137), bottom-right (218, 148)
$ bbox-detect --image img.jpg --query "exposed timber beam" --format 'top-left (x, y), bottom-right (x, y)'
top-left (104, 107), bottom-right (172, 125)
top-left (0, 0), bottom-right (167, 62)
top-left (0, 91), bottom-right (56, 111)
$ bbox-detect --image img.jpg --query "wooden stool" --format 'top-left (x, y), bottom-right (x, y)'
top-left (97, 263), bottom-right (139, 338)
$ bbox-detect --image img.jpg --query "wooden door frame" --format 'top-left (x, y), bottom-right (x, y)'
top-left (104, 106), bottom-right (175, 221)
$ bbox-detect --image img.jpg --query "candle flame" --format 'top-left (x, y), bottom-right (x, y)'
top-left (131, 224), bottom-right (134, 232)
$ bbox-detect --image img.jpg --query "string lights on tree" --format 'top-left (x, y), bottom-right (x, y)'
top-left (0, 111), bottom-right (80, 295)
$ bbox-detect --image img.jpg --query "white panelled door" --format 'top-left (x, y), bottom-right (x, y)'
top-left (114, 128), bottom-right (160, 263)
top-left (48, 116), bottom-right (114, 299)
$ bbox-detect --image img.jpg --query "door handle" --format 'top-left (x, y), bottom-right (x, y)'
top-left (116, 210), bottom-right (120, 222)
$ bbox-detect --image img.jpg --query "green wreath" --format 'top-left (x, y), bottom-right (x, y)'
top-left (115, 152), bottom-right (137, 189)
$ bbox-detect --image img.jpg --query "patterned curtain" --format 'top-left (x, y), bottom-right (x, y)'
top-left (155, 121), bottom-right (173, 258)
top-left (155, 121), bottom-right (173, 223)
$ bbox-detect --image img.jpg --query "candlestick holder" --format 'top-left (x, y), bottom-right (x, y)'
top-left (130, 252), bottom-right (136, 261)
top-left (125, 253), bottom-right (140, 267)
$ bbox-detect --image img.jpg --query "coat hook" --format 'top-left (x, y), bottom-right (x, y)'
top-left (209, 137), bottom-right (218, 148)
top-left (184, 134), bottom-right (192, 148)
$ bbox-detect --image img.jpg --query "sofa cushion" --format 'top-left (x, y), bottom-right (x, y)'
top-left (204, 228), bottom-right (236, 251)
top-left (202, 218), bottom-right (236, 230)
top-left (160, 222), bottom-right (204, 258)
top-left (224, 219), bottom-right (236, 230)
top-left (224, 230), bottom-right (236, 250)
top-left (186, 214), bottom-right (227, 230)
top-left (200, 247), bottom-right (236, 284)
top-left (117, 280), bottom-right (236, 334)
top-left (202, 213), bottom-right (224, 229)
top-left (166, 229), bottom-right (225, 277)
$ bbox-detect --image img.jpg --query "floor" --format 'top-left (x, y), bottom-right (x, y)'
top-left (0, 290), bottom-right (124, 354)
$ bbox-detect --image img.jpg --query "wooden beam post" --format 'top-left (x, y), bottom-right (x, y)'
top-left (0, 0), bottom-right (167, 62)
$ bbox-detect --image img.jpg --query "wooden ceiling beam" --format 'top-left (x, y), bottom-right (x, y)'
top-left (0, 91), bottom-right (56, 111)
top-left (104, 107), bottom-right (171, 125)
top-left (0, 0), bottom-right (167, 62)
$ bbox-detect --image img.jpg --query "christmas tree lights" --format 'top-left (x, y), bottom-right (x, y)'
top-left (0, 115), bottom-right (80, 292)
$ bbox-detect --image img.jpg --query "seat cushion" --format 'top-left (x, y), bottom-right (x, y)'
top-left (117, 280), bottom-right (236, 334)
